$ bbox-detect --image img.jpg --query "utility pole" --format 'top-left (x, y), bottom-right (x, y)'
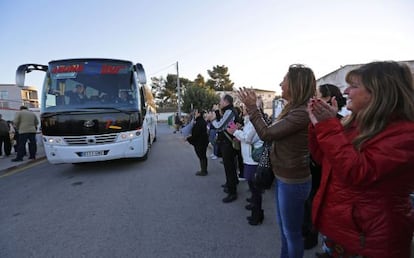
top-left (176, 61), bottom-right (181, 117)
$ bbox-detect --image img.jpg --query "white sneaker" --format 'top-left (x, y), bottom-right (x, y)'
top-left (211, 155), bottom-right (218, 160)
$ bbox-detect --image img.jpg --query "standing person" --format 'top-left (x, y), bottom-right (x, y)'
top-left (206, 94), bottom-right (239, 203)
top-left (173, 112), bottom-right (182, 133)
top-left (308, 61), bottom-right (414, 258)
top-left (233, 105), bottom-right (245, 180)
top-left (0, 114), bottom-right (11, 157)
top-left (207, 121), bottom-right (219, 160)
top-left (303, 83), bottom-right (347, 249)
top-left (238, 64), bottom-right (316, 258)
top-left (12, 106), bottom-right (39, 162)
top-left (9, 121), bottom-right (20, 154)
top-left (208, 104), bottom-right (222, 160)
top-left (186, 110), bottom-right (209, 176)
top-left (7, 121), bottom-right (16, 154)
top-left (227, 103), bottom-right (264, 225)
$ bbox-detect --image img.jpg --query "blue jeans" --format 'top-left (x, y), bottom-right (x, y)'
top-left (208, 128), bottom-right (219, 156)
top-left (275, 179), bottom-right (311, 258)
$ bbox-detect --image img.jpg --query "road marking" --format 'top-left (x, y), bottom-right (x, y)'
top-left (0, 159), bottom-right (47, 179)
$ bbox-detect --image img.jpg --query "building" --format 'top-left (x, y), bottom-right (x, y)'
top-left (0, 84), bottom-right (40, 121)
top-left (316, 60), bottom-right (414, 93)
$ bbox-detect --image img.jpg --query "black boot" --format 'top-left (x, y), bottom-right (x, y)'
top-left (222, 194), bottom-right (237, 203)
top-left (247, 209), bottom-right (264, 225)
top-left (196, 159), bottom-right (208, 176)
top-left (195, 171), bottom-right (207, 176)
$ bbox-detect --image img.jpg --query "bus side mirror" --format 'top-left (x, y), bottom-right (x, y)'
top-left (16, 65), bottom-right (27, 87)
top-left (135, 63), bottom-right (147, 84)
top-left (16, 64), bottom-right (48, 87)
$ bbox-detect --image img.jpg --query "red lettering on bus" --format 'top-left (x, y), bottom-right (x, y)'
top-left (101, 65), bottom-right (126, 74)
top-left (51, 64), bottom-right (83, 73)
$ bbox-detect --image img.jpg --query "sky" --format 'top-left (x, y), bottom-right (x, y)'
top-left (1, 0), bottom-right (413, 95)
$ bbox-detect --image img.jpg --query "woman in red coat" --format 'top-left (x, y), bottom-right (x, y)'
top-left (308, 61), bottom-right (414, 258)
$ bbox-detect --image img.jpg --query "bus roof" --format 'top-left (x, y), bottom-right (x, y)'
top-left (49, 58), bottom-right (134, 65)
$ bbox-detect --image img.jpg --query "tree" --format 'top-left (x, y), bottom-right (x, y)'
top-left (205, 65), bottom-right (234, 91)
top-left (150, 76), bottom-right (165, 108)
top-left (182, 84), bottom-right (220, 113)
top-left (193, 74), bottom-right (206, 87)
top-left (150, 74), bottom-right (192, 110)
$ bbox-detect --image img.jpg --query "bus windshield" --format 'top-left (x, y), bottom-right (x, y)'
top-left (41, 60), bottom-right (140, 112)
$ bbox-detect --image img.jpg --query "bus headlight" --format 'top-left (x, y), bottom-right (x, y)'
top-left (44, 136), bottom-right (65, 145)
top-left (118, 130), bottom-right (141, 142)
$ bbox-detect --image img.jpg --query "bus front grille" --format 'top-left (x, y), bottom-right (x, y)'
top-left (63, 134), bottom-right (118, 145)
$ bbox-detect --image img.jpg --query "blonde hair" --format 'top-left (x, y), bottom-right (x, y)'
top-left (278, 64), bottom-right (316, 119)
top-left (343, 61), bottom-right (414, 150)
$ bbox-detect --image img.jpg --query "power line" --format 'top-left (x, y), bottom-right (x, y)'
top-left (148, 62), bottom-right (177, 77)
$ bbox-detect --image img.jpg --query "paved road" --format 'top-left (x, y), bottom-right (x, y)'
top-left (0, 133), bottom-right (46, 176)
top-left (0, 123), bottom-right (333, 258)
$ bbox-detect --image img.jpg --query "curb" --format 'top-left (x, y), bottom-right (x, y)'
top-left (0, 156), bottom-right (47, 175)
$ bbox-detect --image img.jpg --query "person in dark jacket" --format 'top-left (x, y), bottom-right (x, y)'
top-left (173, 113), bottom-right (182, 133)
top-left (206, 94), bottom-right (239, 203)
top-left (0, 114), bottom-right (11, 157)
top-left (186, 110), bottom-right (209, 176)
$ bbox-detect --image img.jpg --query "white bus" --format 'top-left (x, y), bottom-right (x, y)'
top-left (16, 58), bottom-right (157, 164)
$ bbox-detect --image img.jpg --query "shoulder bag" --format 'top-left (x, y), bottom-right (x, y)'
top-left (253, 141), bottom-right (274, 189)
top-left (223, 131), bottom-right (241, 150)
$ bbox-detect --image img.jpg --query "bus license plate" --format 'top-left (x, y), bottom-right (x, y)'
top-left (81, 151), bottom-right (105, 157)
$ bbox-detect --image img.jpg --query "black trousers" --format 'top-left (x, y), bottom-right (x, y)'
top-left (0, 133), bottom-right (11, 156)
top-left (194, 143), bottom-right (208, 172)
top-left (235, 148), bottom-right (244, 177)
top-left (219, 142), bottom-right (238, 194)
top-left (16, 133), bottom-right (37, 159)
top-left (303, 159), bottom-right (322, 235)
top-left (248, 180), bottom-right (262, 210)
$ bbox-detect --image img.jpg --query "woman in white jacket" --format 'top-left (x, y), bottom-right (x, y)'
top-left (227, 105), bottom-right (264, 225)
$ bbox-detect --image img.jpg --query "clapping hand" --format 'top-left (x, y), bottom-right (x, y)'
top-left (307, 97), bottom-right (338, 125)
top-left (238, 87), bottom-right (258, 109)
top-left (206, 111), bottom-right (216, 121)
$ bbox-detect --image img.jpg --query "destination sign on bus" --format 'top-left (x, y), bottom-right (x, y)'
top-left (51, 63), bottom-right (129, 74)
top-left (51, 64), bottom-right (84, 74)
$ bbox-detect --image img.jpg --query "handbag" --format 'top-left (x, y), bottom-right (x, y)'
top-left (251, 143), bottom-right (264, 162)
top-left (224, 131), bottom-right (241, 151)
top-left (253, 141), bottom-right (274, 189)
